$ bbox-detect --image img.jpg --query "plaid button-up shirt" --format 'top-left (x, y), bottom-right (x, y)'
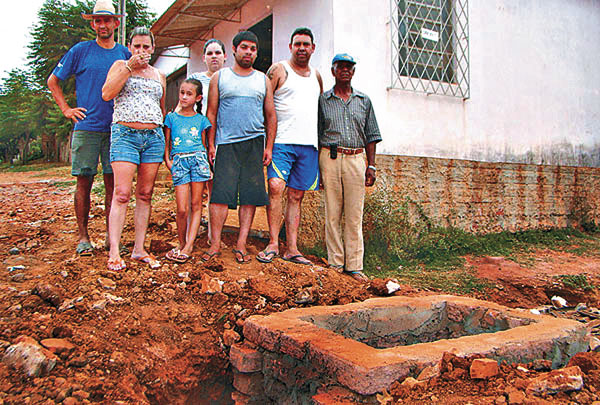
top-left (317, 87), bottom-right (382, 149)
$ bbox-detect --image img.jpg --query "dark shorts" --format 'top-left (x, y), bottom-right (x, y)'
top-left (210, 136), bottom-right (269, 209)
top-left (267, 144), bottom-right (319, 191)
top-left (71, 130), bottom-right (112, 176)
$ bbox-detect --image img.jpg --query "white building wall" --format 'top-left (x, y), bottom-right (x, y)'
top-left (331, 0), bottom-right (600, 166)
top-left (160, 0), bottom-right (600, 166)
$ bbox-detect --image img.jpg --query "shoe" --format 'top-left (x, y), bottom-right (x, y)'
top-left (107, 257), bottom-right (126, 271)
top-left (232, 249), bottom-right (251, 264)
top-left (344, 270), bottom-right (369, 282)
top-left (282, 254), bottom-right (312, 265)
top-left (131, 254), bottom-right (161, 269)
top-left (256, 250), bottom-right (278, 263)
top-left (76, 241), bottom-right (94, 257)
top-left (200, 250), bottom-right (221, 262)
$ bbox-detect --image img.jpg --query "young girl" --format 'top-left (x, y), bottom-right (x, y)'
top-left (164, 78), bottom-right (212, 263)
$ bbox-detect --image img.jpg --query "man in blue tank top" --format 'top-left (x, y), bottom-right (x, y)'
top-left (47, 0), bottom-right (131, 257)
top-left (203, 31), bottom-right (277, 264)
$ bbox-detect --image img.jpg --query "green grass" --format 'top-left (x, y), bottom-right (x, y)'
top-left (555, 274), bottom-right (595, 291)
top-left (0, 162), bottom-right (66, 173)
top-left (50, 180), bottom-right (76, 188)
top-left (356, 190), bottom-right (599, 294)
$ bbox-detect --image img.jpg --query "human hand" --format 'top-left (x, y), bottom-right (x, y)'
top-left (208, 145), bottom-right (216, 165)
top-left (263, 148), bottom-right (272, 166)
top-left (127, 53), bottom-right (151, 70)
top-left (365, 167), bottom-right (376, 187)
top-left (63, 107), bottom-right (87, 123)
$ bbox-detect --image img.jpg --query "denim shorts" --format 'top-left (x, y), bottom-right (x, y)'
top-left (71, 130), bottom-right (112, 176)
top-left (110, 123), bottom-right (165, 165)
top-left (171, 151), bottom-right (211, 186)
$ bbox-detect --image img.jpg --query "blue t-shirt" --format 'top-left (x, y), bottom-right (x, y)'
top-left (164, 112), bottom-right (212, 157)
top-left (52, 41), bottom-right (131, 132)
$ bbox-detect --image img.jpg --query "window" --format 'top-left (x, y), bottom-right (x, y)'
top-left (391, 0), bottom-right (469, 98)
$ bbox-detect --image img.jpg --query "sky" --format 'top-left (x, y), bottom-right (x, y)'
top-left (0, 0), bottom-right (175, 81)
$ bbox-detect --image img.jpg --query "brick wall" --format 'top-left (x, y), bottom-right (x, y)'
top-left (298, 155), bottom-right (600, 247)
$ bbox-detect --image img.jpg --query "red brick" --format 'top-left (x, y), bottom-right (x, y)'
top-left (470, 358), bottom-right (499, 379)
top-left (233, 370), bottom-right (263, 396)
top-left (230, 343), bottom-right (263, 373)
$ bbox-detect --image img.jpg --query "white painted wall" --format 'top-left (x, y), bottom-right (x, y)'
top-left (156, 0), bottom-right (600, 166)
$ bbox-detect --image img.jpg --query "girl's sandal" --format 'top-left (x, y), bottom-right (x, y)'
top-left (131, 254), bottom-right (161, 269)
top-left (107, 257), bottom-right (126, 271)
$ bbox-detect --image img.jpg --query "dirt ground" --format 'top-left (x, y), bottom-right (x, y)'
top-left (1, 165), bottom-right (600, 404)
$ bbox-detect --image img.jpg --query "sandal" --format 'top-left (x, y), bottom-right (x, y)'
top-left (107, 257), bottom-right (126, 271)
top-left (233, 249), bottom-right (251, 264)
top-left (76, 241), bottom-right (94, 257)
top-left (166, 248), bottom-right (181, 262)
top-left (344, 270), bottom-right (369, 282)
top-left (167, 250), bottom-right (190, 264)
top-left (256, 250), bottom-right (278, 263)
top-left (282, 254), bottom-right (312, 265)
top-left (200, 251), bottom-right (221, 262)
top-left (131, 254), bottom-right (161, 269)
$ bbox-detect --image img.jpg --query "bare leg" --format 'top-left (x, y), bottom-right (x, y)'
top-left (174, 183), bottom-right (191, 250)
top-left (283, 187), bottom-right (305, 257)
top-left (205, 202), bottom-right (228, 256)
top-left (130, 162), bottom-right (161, 258)
top-left (261, 178), bottom-right (285, 257)
top-left (103, 173), bottom-right (114, 231)
top-left (108, 162), bottom-right (137, 262)
top-left (74, 175), bottom-right (94, 245)
top-left (236, 204), bottom-right (256, 254)
top-left (206, 179), bottom-right (213, 244)
top-left (181, 182), bottom-right (205, 256)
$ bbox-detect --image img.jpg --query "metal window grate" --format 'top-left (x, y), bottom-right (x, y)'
top-left (390, 0), bottom-right (470, 98)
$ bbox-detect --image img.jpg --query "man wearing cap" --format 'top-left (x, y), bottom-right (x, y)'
top-left (257, 27), bottom-right (323, 265)
top-left (318, 53), bottom-right (382, 281)
top-left (47, 0), bottom-right (131, 257)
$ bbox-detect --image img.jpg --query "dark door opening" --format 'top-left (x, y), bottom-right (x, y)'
top-left (248, 14), bottom-right (272, 73)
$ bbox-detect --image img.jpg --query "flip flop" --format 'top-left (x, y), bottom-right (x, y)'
top-left (171, 251), bottom-right (190, 264)
top-left (232, 249), bottom-right (251, 264)
top-left (107, 257), bottom-right (126, 271)
top-left (256, 250), bottom-right (278, 263)
top-left (344, 270), bottom-right (369, 282)
top-left (131, 254), bottom-right (161, 269)
top-left (76, 241), bottom-right (94, 257)
top-left (282, 254), bottom-right (312, 265)
top-left (166, 248), bottom-right (181, 262)
top-left (200, 251), bottom-right (221, 262)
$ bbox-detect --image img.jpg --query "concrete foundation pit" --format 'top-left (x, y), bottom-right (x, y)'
top-left (231, 295), bottom-right (588, 403)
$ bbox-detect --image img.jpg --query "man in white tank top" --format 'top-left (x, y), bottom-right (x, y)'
top-left (257, 28), bottom-right (323, 265)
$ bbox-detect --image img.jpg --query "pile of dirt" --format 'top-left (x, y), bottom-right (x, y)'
top-left (0, 167), bottom-right (599, 404)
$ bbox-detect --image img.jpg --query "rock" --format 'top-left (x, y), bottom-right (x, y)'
top-left (58, 296), bottom-right (84, 312)
top-left (551, 295), bottom-right (568, 309)
top-left (91, 299), bottom-right (107, 310)
top-left (103, 292), bottom-right (126, 305)
top-left (97, 277), bottom-right (116, 290)
top-left (294, 287), bottom-right (315, 305)
top-left (7, 265), bottom-right (25, 272)
top-left (9, 273), bottom-right (26, 282)
top-left (2, 336), bottom-right (58, 377)
top-left (530, 359), bottom-right (552, 372)
top-left (72, 390), bottom-right (90, 400)
top-left (575, 303), bottom-right (588, 312)
top-left (417, 363), bottom-right (440, 381)
top-left (368, 278), bottom-right (401, 295)
top-left (223, 329), bottom-right (241, 346)
top-left (201, 274), bottom-right (223, 294)
top-left (52, 326), bottom-right (73, 338)
top-left (590, 336), bottom-right (600, 352)
top-left (223, 281), bottom-right (243, 297)
top-left (506, 387), bottom-right (525, 404)
top-left (526, 366), bottom-right (584, 395)
top-left (9, 247), bottom-right (20, 255)
top-left (237, 278), bottom-right (248, 288)
top-left (32, 284), bottom-right (64, 307)
top-left (67, 354), bottom-right (88, 368)
top-left (62, 397), bottom-right (78, 405)
top-left (400, 377), bottom-right (426, 388)
top-left (39, 338), bottom-right (75, 355)
top-left (230, 343), bottom-right (263, 373)
top-left (248, 277), bottom-right (287, 303)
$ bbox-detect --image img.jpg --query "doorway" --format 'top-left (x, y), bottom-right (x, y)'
top-left (248, 14), bottom-right (272, 73)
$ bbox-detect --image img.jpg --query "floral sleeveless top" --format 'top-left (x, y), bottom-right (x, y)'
top-left (113, 74), bottom-right (163, 125)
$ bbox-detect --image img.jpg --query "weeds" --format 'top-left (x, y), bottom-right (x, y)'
top-left (50, 180), bottom-right (76, 188)
top-left (555, 274), bottom-right (595, 291)
top-left (361, 190), bottom-right (597, 294)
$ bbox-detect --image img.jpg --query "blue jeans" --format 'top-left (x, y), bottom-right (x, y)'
top-left (171, 151), bottom-right (211, 186)
top-left (110, 123), bottom-right (165, 165)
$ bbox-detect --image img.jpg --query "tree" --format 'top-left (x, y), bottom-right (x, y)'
top-left (0, 69), bottom-right (44, 164)
top-left (25, 0), bottom-right (156, 159)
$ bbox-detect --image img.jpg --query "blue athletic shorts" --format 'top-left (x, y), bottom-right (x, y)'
top-left (170, 151), bottom-right (211, 186)
top-left (267, 144), bottom-right (319, 191)
top-left (110, 123), bottom-right (165, 165)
